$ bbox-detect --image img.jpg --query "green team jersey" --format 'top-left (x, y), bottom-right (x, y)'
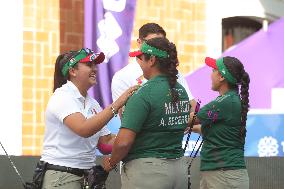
top-left (197, 90), bottom-right (246, 171)
top-left (121, 75), bottom-right (190, 162)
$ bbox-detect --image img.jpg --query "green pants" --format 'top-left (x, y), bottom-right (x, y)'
top-left (42, 170), bottom-right (84, 189)
top-left (200, 169), bottom-right (249, 189)
top-left (121, 157), bottom-right (188, 189)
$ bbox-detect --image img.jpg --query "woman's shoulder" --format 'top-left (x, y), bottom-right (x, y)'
top-left (135, 82), bottom-right (151, 94)
top-left (126, 84), bottom-right (150, 104)
top-left (208, 92), bottom-right (239, 111)
top-left (48, 88), bottom-right (75, 108)
top-left (216, 91), bottom-right (238, 102)
top-left (53, 87), bottom-right (73, 99)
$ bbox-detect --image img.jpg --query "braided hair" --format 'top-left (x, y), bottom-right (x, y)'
top-left (53, 51), bottom-right (78, 92)
top-left (223, 56), bottom-right (250, 140)
top-left (143, 37), bottom-right (179, 103)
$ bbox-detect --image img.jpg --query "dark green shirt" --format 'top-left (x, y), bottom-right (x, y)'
top-left (197, 90), bottom-right (246, 171)
top-left (121, 75), bottom-right (190, 162)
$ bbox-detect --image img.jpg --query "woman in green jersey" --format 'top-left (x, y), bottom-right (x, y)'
top-left (190, 56), bottom-right (250, 189)
top-left (104, 37), bottom-right (191, 189)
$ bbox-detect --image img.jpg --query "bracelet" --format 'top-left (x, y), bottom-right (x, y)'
top-left (111, 105), bottom-right (118, 117)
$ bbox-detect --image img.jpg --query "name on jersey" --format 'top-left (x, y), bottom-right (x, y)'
top-left (165, 100), bottom-right (190, 114)
top-left (159, 100), bottom-right (190, 127)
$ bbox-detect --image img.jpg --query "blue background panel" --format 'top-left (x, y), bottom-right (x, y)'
top-left (98, 114), bottom-right (284, 157)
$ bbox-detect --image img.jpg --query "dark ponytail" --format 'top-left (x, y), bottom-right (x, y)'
top-left (239, 71), bottom-right (250, 138)
top-left (53, 51), bottom-right (77, 92)
top-left (223, 56), bottom-right (250, 140)
top-left (143, 37), bottom-right (179, 103)
top-left (167, 42), bottom-right (179, 103)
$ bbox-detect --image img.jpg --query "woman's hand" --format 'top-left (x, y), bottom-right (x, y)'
top-left (184, 124), bottom-right (202, 135)
top-left (192, 124), bottom-right (202, 134)
top-left (184, 112), bottom-right (201, 134)
top-left (112, 85), bottom-right (139, 110)
top-left (102, 155), bottom-right (115, 172)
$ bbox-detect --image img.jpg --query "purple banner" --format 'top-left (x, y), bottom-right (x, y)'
top-left (84, 0), bottom-right (136, 107)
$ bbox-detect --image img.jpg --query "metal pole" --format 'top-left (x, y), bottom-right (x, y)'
top-left (0, 141), bottom-right (27, 189)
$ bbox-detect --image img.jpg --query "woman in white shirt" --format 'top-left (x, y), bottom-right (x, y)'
top-left (40, 48), bottom-right (137, 189)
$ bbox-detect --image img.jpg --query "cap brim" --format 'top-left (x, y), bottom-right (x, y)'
top-left (129, 50), bottom-right (143, 57)
top-left (80, 52), bottom-right (105, 64)
top-left (205, 57), bottom-right (218, 69)
top-left (93, 52), bottom-right (105, 64)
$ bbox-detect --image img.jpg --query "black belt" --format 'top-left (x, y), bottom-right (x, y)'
top-left (46, 163), bottom-right (86, 177)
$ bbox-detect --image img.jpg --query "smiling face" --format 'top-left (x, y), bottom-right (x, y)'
top-left (71, 62), bottom-right (97, 90)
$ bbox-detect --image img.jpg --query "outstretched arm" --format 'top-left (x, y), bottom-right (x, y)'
top-left (63, 86), bottom-right (138, 138)
top-left (103, 128), bottom-right (136, 172)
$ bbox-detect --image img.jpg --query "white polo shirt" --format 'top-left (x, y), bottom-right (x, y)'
top-left (41, 81), bottom-right (110, 169)
top-left (111, 59), bottom-right (194, 101)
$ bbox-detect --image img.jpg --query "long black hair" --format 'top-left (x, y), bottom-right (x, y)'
top-left (143, 37), bottom-right (179, 103)
top-left (223, 56), bottom-right (250, 139)
top-left (53, 51), bottom-right (77, 92)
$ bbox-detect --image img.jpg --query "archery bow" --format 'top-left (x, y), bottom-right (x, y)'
top-left (183, 100), bottom-right (201, 189)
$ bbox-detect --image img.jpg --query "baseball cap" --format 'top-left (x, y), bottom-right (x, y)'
top-left (62, 48), bottom-right (105, 77)
top-left (205, 57), bottom-right (237, 84)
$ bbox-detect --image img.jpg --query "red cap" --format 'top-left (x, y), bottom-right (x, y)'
top-left (80, 52), bottom-right (105, 64)
top-left (205, 57), bottom-right (218, 69)
top-left (129, 50), bottom-right (143, 57)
